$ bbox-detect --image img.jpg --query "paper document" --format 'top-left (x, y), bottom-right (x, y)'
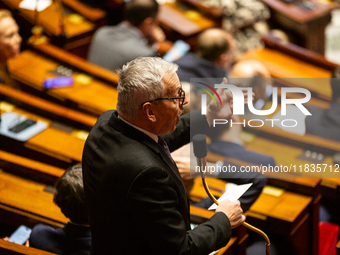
top-left (19, 0), bottom-right (52, 12)
top-left (208, 183), bottom-right (252, 210)
top-left (0, 112), bottom-right (48, 142)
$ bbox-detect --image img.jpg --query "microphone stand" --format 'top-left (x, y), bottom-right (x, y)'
top-left (54, 0), bottom-right (67, 45)
top-left (197, 156), bottom-right (271, 255)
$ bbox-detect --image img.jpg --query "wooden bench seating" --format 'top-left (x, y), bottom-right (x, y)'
top-left (240, 116), bottom-right (340, 157)
top-left (0, 150), bottom-right (242, 255)
top-left (8, 48), bottom-right (118, 117)
top-left (0, 83), bottom-right (97, 131)
top-left (205, 131), bottom-right (323, 255)
top-left (0, 170), bottom-right (68, 229)
top-left (0, 150), bottom-right (63, 185)
top-left (0, 239), bottom-right (56, 255)
top-left (1, 101), bottom-right (85, 169)
top-left (238, 35), bottom-right (339, 106)
top-left (158, 0), bottom-right (219, 47)
top-left (189, 175), bottom-right (314, 255)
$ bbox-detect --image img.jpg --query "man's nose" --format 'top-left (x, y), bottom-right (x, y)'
top-left (15, 33), bottom-right (22, 44)
top-left (183, 95), bottom-right (189, 106)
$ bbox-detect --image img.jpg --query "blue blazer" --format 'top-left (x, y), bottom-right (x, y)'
top-left (174, 53), bottom-right (227, 82)
top-left (29, 223), bottom-right (91, 255)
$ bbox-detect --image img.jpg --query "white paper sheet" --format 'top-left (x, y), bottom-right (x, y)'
top-left (19, 0), bottom-right (52, 12)
top-left (208, 183), bottom-right (253, 210)
top-left (0, 112), bottom-right (48, 142)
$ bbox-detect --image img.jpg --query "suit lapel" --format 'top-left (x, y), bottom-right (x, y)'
top-left (157, 146), bottom-right (187, 190)
top-left (109, 111), bottom-right (188, 198)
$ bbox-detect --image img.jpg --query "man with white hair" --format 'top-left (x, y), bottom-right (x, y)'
top-left (82, 57), bottom-right (246, 254)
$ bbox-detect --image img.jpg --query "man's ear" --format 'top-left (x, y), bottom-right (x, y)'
top-left (143, 17), bottom-right (154, 26)
top-left (139, 17), bottom-right (154, 36)
top-left (253, 85), bottom-right (261, 96)
top-left (142, 103), bottom-right (157, 122)
top-left (216, 53), bottom-right (230, 69)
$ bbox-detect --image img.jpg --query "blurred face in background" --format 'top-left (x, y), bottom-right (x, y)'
top-left (0, 15), bottom-right (22, 65)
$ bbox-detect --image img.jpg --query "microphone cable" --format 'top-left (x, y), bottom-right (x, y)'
top-left (193, 134), bottom-right (271, 255)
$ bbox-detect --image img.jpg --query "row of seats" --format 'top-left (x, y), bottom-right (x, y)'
top-left (1, 37), bottom-right (340, 254)
top-left (0, 1), bottom-right (340, 253)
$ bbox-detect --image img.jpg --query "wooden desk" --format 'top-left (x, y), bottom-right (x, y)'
top-left (238, 35), bottom-right (340, 106)
top-left (241, 116), bottom-right (340, 156)
top-left (1, 0), bottom-right (105, 58)
top-left (0, 171), bottom-right (68, 229)
top-left (206, 129), bottom-right (328, 255)
top-left (0, 150), bottom-right (64, 185)
top-left (245, 134), bottom-right (334, 175)
top-left (158, 1), bottom-right (218, 47)
top-left (31, 42), bottom-right (119, 85)
top-left (260, 0), bottom-right (337, 54)
top-left (190, 176), bottom-right (314, 255)
top-left (321, 178), bottom-right (340, 201)
top-left (0, 239), bottom-right (57, 255)
top-left (8, 49), bottom-right (118, 117)
top-left (241, 133), bottom-right (335, 255)
top-left (248, 190), bottom-right (312, 255)
top-left (61, 0), bottom-right (106, 27)
top-left (190, 177), bottom-right (226, 202)
top-left (0, 83), bottom-right (97, 131)
top-left (1, 104), bottom-right (85, 168)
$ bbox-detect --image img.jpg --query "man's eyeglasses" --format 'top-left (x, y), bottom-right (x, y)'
top-left (146, 88), bottom-right (186, 105)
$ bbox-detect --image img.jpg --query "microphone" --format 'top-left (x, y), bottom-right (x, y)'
top-left (193, 134), bottom-right (207, 159)
top-left (192, 134), bottom-right (219, 205)
top-left (192, 134), bottom-right (271, 255)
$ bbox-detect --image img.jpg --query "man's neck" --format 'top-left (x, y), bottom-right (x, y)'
top-left (118, 114), bottom-right (158, 142)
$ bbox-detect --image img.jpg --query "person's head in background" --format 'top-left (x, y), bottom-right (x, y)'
top-left (331, 67), bottom-right (340, 103)
top-left (54, 163), bottom-right (88, 225)
top-left (185, 29), bottom-right (235, 112)
top-left (229, 59), bottom-right (272, 109)
top-left (196, 28), bottom-right (236, 70)
top-left (206, 60), bottom-right (271, 142)
top-left (0, 10), bottom-right (21, 66)
top-left (123, 0), bottom-right (159, 40)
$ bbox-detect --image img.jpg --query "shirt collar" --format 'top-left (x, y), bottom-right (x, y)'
top-left (118, 115), bottom-right (158, 143)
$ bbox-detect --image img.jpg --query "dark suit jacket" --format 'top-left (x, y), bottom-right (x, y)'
top-left (208, 141), bottom-right (271, 211)
top-left (174, 53), bottom-right (227, 82)
top-left (82, 110), bottom-right (231, 255)
top-left (29, 223), bottom-right (91, 255)
top-left (305, 103), bottom-right (340, 142)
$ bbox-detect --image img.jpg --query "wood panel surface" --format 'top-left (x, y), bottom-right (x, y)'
top-left (0, 171), bottom-right (68, 227)
top-left (0, 239), bottom-right (57, 255)
top-left (8, 50), bottom-right (118, 116)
